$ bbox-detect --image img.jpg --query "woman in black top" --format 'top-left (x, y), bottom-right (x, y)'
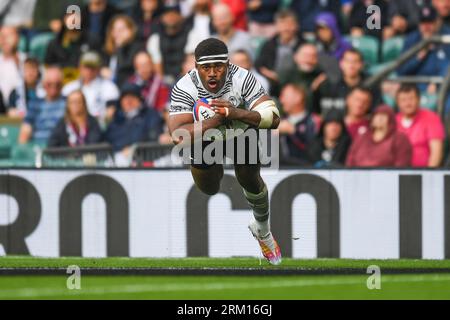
top-left (131, 0), bottom-right (163, 43)
top-left (308, 109), bottom-right (351, 168)
top-left (48, 90), bottom-right (102, 147)
top-left (44, 12), bottom-right (100, 69)
top-left (102, 15), bottom-right (144, 87)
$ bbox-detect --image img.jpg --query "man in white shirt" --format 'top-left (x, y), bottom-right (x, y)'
top-left (184, 0), bottom-right (213, 54)
top-left (231, 49), bottom-right (270, 93)
top-left (0, 0), bottom-right (36, 27)
top-left (211, 3), bottom-right (253, 59)
top-left (0, 26), bottom-right (26, 106)
top-left (62, 51), bottom-right (119, 126)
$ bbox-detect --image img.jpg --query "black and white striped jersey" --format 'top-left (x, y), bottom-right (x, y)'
top-left (169, 64), bottom-right (267, 116)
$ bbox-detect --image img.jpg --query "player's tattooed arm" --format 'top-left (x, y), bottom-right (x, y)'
top-left (168, 113), bottom-right (225, 145)
top-left (211, 96), bottom-right (280, 129)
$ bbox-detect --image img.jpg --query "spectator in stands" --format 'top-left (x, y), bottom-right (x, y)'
top-left (314, 49), bottom-right (366, 117)
top-left (308, 109), bottom-right (351, 168)
top-left (131, 0), bottom-right (163, 44)
top-left (246, 0), bottom-right (280, 38)
top-left (146, 5), bottom-right (191, 85)
top-left (384, 0), bottom-right (422, 39)
top-left (62, 51), bottom-right (119, 125)
top-left (128, 51), bottom-right (170, 113)
top-left (433, 0), bottom-right (450, 28)
top-left (315, 12), bottom-right (352, 61)
top-left (396, 84), bottom-right (445, 168)
top-left (108, 0), bottom-right (135, 11)
top-left (31, 0), bottom-right (82, 34)
top-left (18, 67), bottom-right (66, 145)
top-left (44, 12), bottom-right (99, 71)
top-left (221, 0), bottom-right (248, 31)
top-left (184, 0), bottom-right (214, 54)
top-left (255, 9), bottom-right (303, 94)
top-left (81, 0), bottom-right (121, 45)
top-left (397, 4), bottom-right (450, 94)
top-left (344, 86), bottom-right (371, 140)
top-left (105, 83), bottom-right (163, 166)
top-left (8, 57), bottom-right (45, 119)
top-left (0, 26), bottom-right (26, 108)
top-left (103, 15), bottom-right (143, 88)
top-left (279, 43), bottom-right (324, 110)
top-left (48, 90), bottom-right (103, 147)
top-left (290, 0), bottom-right (347, 35)
top-left (231, 50), bottom-right (270, 92)
top-left (349, 0), bottom-right (390, 40)
top-left (346, 105), bottom-right (412, 167)
top-left (278, 83), bottom-right (319, 165)
top-left (211, 3), bottom-right (253, 58)
top-left (0, 0), bottom-right (36, 28)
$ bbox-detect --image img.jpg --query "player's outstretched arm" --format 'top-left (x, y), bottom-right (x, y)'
top-left (168, 113), bottom-right (225, 145)
top-left (211, 96), bottom-right (280, 129)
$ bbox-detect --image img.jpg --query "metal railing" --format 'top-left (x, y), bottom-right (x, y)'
top-left (364, 34), bottom-right (450, 118)
top-left (41, 143), bottom-right (114, 168)
top-left (131, 142), bottom-right (180, 167)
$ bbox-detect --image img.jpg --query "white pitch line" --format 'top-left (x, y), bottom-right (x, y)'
top-left (1, 275), bottom-right (450, 299)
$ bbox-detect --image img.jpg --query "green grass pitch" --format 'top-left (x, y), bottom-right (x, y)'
top-left (1, 256), bottom-right (450, 300)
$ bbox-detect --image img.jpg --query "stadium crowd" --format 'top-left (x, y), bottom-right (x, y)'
top-left (1, 0), bottom-right (450, 168)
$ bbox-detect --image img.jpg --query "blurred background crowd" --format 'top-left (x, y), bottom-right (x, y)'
top-left (1, 0), bottom-right (450, 168)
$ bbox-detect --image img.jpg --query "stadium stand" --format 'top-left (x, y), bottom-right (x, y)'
top-left (29, 32), bottom-right (55, 62)
top-left (382, 36), bottom-right (405, 63)
top-left (344, 35), bottom-right (379, 67)
top-left (0, 0), bottom-right (449, 169)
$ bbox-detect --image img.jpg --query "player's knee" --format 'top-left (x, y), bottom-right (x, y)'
top-left (199, 184), bottom-right (221, 196)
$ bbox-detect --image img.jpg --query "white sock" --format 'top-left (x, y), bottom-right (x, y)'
top-left (251, 218), bottom-right (270, 238)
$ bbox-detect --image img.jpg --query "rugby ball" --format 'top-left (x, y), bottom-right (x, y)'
top-left (193, 98), bottom-right (215, 122)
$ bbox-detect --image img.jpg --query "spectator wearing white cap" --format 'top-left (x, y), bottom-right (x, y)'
top-left (62, 51), bottom-right (119, 126)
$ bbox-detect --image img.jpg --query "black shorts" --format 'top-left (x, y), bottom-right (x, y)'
top-left (190, 128), bottom-right (261, 169)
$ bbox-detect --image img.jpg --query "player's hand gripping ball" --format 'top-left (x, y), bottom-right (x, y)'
top-left (193, 98), bottom-right (230, 140)
top-left (193, 98), bottom-right (215, 122)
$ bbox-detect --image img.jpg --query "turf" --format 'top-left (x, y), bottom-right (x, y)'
top-left (0, 274), bottom-right (450, 300)
top-left (2, 256), bottom-right (450, 269)
top-left (1, 257), bottom-right (450, 300)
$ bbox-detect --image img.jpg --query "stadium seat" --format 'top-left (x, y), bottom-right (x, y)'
top-left (345, 35), bottom-right (379, 66)
top-left (368, 63), bottom-right (387, 76)
top-left (11, 143), bottom-right (45, 167)
top-left (382, 94), bottom-right (396, 108)
top-left (0, 144), bottom-right (9, 159)
top-left (382, 36), bottom-right (405, 63)
top-left (281, 0), bottom-right (293, 8)
top-left (29, 32), bottom-right (55, 62)
top-left (0, 125), bottom-right (20, 159)
top-left (421, 93), bottom-right (438, 111)
top-left (62, 67), bottom-right (80, 85)
top-left (18, 34), bottom-right (28, 53)
top-left (0, 159), bottom-right (14, 167)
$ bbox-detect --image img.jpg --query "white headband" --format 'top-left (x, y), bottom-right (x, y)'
top-left (195, 53), bottom-right (229, 65)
